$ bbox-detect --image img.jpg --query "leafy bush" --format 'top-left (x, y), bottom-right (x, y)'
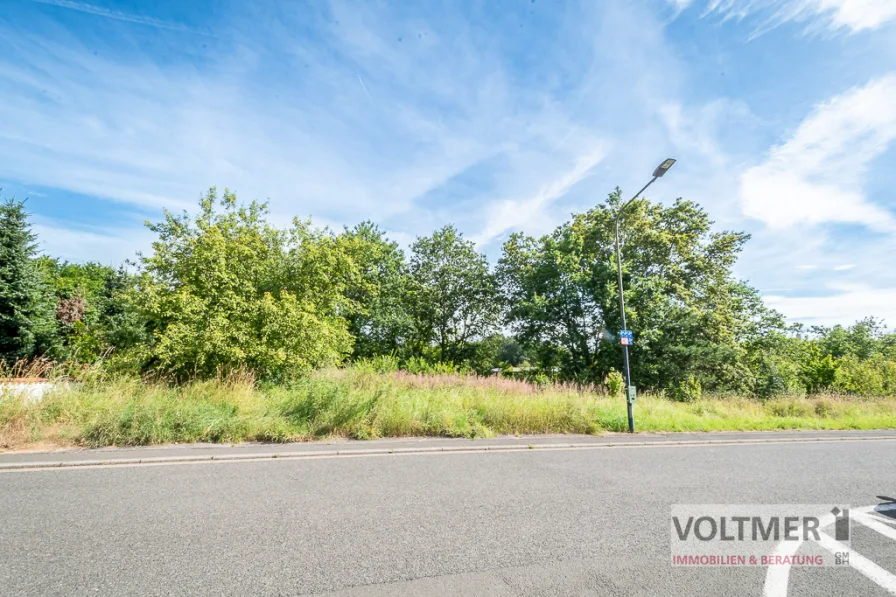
top-left (669, 375), bottom-right (702, 403)
top-left (352, 355), bottom-right (400, 374)
top-left (766, 399), bottom-right (814, 419)
top-left (402, 356), bottom-right (464, 375)
top-left (751, 355), bottom-right (802, 399)
top-left (800, 352), bottom-right (839, 394)
top-left (135, 189), bottom-right (354, 380)
top-left (832, 355), bottom-right (896, 396)
top-left (814, 398), bottom-right (833, 418)
top-left (605, 370), bottom-right (625, 398)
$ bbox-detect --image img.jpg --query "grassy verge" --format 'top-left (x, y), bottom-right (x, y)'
top-left (2, 369), bottom-right (895, 450)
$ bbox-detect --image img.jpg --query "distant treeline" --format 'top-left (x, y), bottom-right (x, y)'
top-left (1, 189), bottom-right (894, 398)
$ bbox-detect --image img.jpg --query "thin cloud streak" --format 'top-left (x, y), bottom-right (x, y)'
top-left (25, 0), bottom-right (212, 35)
top-left (694, 0), bottom-right (896, 35)
top-left (356, 74), bottom-right (373, 103)
top-left (5, 0), bottom-right (896, 329)
top-left (471, 147), bottom-right (608, 247)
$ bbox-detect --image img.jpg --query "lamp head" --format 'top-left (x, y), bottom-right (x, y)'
top-left (652, 158), bottom-right (676, 178)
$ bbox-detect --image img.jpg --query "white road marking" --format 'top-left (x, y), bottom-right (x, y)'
top-left (854, 512), bottom-right (896, 543)
top-left (764, 503), bottom-right (896, 596)
top-left (815, 532), bottom-right (896, 594)
top-left (762, 512), bottom-right (833, 597)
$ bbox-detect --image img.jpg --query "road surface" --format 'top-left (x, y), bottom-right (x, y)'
top-left (1, 431), bottom-right (895, 596)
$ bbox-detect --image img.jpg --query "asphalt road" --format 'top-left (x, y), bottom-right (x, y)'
top-left (1, 432), bottom-right (895, 596)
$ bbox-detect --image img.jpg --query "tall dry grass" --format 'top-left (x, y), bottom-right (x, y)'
top-left (1, 367), bottom-right (895, 450)
top-left (0, 358), bottom-right (58, 381)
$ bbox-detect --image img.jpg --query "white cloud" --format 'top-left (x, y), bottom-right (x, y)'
top-left (0, 19), bottom-right (504, 223)
top-left (765, 287), bottom-right (896, 325)
top-left (33, 220), bottom-right (153, 265)
top-left (815, 0), bottom-right (896, 31)
top-left (669, 0), bottom-right (696, 13)
top-left (739, 73), bottom-right (896, 231)
top-left (659, 99), bottom-right (754, 166)
top-left (1, 1), bottom-right (680, 260)
top-left (470, 147), bottom-right (608, 247)
top-left (701, 0), bottom-right (896, 34)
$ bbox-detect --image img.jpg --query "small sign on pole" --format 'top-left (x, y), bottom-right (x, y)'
top-left (626, 386), bottom-right (637, 403)
top-left (619, 330), bottom-right (633, 346)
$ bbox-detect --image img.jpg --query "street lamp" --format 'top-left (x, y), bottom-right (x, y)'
top-left (614, 158), bottom-right (676, 433)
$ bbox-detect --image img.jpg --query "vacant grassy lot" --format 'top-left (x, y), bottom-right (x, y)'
top-left (2, 369), bottom-right (895, 450)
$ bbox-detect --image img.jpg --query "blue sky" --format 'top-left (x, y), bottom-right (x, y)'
top-left (1, 0), bottom-right (895, 326)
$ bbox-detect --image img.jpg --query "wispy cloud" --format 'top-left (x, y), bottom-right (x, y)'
top-left (25, 0), bottom-right (211, 35)
top-left (658, 99), bottom-right (753, 167)
top-left (739, 73), bottom-right (896, 232)
top-left (684, 0), bottom-right (896, 35)
top-left (5, 0), bottom-right (896, 328)
top-left (471, 147), bottom-right (608, 247)
top-left (765, 287), bottom-right (896, 325)
top-left (32, 219), bottom-right (154, 265)
top-left (0, 1), bottom-right (675, 256)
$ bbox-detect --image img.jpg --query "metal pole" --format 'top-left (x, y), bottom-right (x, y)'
top-left (613, 177), bottom-right (656, 434)
top-left (615, 218), bottom-right (634, 433)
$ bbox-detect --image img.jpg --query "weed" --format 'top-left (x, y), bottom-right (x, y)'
top-left (1, 367), bottom-right (894, 449)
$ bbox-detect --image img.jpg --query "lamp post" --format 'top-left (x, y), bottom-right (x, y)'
top-left (615, 158), bottom-right (676, 433)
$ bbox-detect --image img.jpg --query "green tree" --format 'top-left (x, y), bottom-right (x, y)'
top-left (137, 188), bottom-right (354, 380)
top-left (0, 199), bottom-right (57, 363)
top-left (337, 222), bottom-right (411, 359)
top-left (795, 318), bottom-right (896, 396)
top-left (498, 189), bottom-right (785, 391)
top-left (407, 225), bottom-right (501, 364)
top-left (462, 334), bottom-right (528, 374)
top-left (38, 258), bottom-right (149, 362)
top-left (814, 317), bottom-right (887, 360)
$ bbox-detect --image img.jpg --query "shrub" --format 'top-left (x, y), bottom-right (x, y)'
top-left (766, 399), bottom-right (813, 418)
top-left (136, 189), bottom-right (354, 380)
top-left (814, 398), bottom-right (833, 418)
top-left (669, 375), bottom-right (702, 403)
top-left (605, 369), bottom-right (625, 398)
top-left (832, 355), bottom-right (896, 396)
top-left (800, 352), bottom-right (839, 393)
top-left (402, 356), bottom-right (463, 375)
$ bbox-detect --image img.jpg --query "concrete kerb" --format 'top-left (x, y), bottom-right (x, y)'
top-left (3, 434), bottom-right (896, 471)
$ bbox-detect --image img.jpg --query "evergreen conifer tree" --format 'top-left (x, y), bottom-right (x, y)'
top-left (0, 199), bottom-right (57, 363)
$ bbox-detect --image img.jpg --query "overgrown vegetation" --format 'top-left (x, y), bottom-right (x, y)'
top-left (1, 188), bottom-right (895, 402)
top-left (2, 367), bottom-right (894, 449)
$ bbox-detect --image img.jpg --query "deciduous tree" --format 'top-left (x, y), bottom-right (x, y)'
top-left (407, 225), bottom-right (501, 364)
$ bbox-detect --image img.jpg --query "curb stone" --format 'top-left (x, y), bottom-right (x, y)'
top-left (2, 434), bottom-right (896, 471)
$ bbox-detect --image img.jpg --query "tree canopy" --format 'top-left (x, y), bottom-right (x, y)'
top-left (2, 187), bottom-right (894, 397)
top-left (135, 188), bottom-right (354, 379)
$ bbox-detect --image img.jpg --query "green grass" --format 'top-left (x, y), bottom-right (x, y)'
top-left (2, 368), bottom-right (895, 449)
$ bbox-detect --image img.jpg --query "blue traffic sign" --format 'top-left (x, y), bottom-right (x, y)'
top-left (619, 330), bottom-right (633, 346)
